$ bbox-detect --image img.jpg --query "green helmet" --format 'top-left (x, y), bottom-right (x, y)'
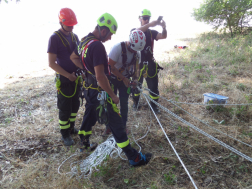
top-left (141, 9), bottom-right (151, 17)
top-left (97, 13), bottom-right (118, 34)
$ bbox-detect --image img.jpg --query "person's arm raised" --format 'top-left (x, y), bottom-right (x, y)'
top-left (156, 20), bottom-right (167, 40)
top-left (137, 20), bottom-right (160, 32)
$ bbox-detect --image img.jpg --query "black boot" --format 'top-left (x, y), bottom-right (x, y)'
top-left (61, 129), bottom-right (74, 146)
top-left (70, 122), bottom-right (79, 135)
top-left (129, 152), bottom-right (152, 167)
top-left (132, 98), bottom-right (139, 111)
top-left (150, 100), bottom-right (160, 114)
top-left (80, 136), bottom-right (98, 152)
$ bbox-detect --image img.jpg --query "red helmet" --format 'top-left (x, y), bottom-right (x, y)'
top-left (59, 8), bottom-right (77, 26)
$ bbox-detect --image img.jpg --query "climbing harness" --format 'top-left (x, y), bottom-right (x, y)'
top-left (138, 60), bottom-right (163, 80)
top-left (54, 30), bottom-right (78, 54)
top-left (137, 29), bottom-right (163, 81)
top-left (78, 36), bottom-right (103, 92)
top-left (115, 42), bottom-right (138, 81)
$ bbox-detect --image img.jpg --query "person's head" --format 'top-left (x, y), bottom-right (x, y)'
top-left (96, 13), bottom-right (118, 42)
top-left (59, 8), bottom-right (77, 32)
top-left (128, 30), bottom-right (146, 52)
top-left (139, 9), bottom-right (151, 26)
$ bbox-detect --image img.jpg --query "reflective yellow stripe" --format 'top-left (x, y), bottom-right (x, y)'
top-left (134, 93), bottom-right (140, 97)
top-left (71, 113), bottom-right (77, 116)
top-left (69, 118), bottom-right (76, 122)
top-left (78, 130), bottom-right (92, 136)
top-left (59, 120), bottom-right (68, 125)
top-left (60, 124), bottom-right (70, 129)
top-left (117, 139), bottom-right (129, 148)
top-left (149, 94), bottom-right (159, 100)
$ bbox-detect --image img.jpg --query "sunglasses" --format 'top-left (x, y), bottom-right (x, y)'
top-left (142, 17), bottom-right (150, 21)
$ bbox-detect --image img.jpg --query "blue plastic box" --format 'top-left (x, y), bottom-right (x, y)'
top-left (203, 93), bottom-right (229, 105)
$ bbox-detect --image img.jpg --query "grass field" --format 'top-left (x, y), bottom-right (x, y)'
top-left (0, 31), bottom-right (252, 189)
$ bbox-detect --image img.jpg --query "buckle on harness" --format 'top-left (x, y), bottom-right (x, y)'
top-left (143, 61), bottom-right (148, 66)
top-left (145, 46), bottom-right (153, 54)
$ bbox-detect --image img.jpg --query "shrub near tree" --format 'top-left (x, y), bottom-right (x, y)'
top-left (192, 0), bottom-right (252, 37)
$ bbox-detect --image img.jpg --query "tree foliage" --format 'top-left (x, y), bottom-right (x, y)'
top-left (192, 0), bottom-right (252, 36)
top-left (0, 0), bottom-right (20, 3)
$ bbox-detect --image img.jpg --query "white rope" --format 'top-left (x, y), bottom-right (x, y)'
top-left (58, 100), bottom-right (154, 179)
top-left (58, 93), bottom-right (154, 179)
top-left (131, 93), bottom-right (151, 153)
top-left (58, 136), bottom-right (126, 179)
top-left (143, 92), bottom-right (252, 162)
top-left (142, 93), bottom-right (198, 189)
top-left (143, 87), bottom-right (252, 148)
top-left (143, 93), bottom-right (197, 188)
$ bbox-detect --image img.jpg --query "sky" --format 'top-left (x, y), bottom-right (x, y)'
top-left (0, 0), bottom-right (212, 78)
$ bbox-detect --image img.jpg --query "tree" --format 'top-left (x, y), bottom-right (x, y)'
top-left (192, 0), bottom-right (252, 37)
top-left (0, 0), bottom-right (20, 3)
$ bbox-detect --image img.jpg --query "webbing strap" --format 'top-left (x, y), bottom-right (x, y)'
top-left (121, 42), bottom-right (127, 66)
top-left (81, 38), bottom-right (99, 75)
top-left (54, 31), bottom-right (77, 54)
top-left (150, 29), bottom-right (154, 52)
top-left (117, 42), bottom-right (137, 80)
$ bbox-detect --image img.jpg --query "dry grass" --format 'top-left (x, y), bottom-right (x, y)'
top-left (1, 32), bottom-right (252, 189)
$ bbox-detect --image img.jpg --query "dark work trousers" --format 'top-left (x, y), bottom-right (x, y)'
top-left (79, 88), bottom-right (138, 160)
top-left (57, 75), bottom-right (80, 138)
top-left (110, 77), bottom-right (130, 128)
top-left (132, 60), bottom-right (159, 107)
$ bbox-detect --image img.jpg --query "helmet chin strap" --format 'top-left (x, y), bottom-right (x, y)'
top-left (61, 23), bottom-right (69, 33)
top-left (127, 43), bottom-right (135, 53)
top-left (98, 26), bottom-right (111, 41)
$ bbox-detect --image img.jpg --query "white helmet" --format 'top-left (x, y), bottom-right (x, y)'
top-left (129, 30), bottom-right (146, 51)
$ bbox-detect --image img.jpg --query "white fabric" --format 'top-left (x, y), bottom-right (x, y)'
top-left (109, 42), bottom-right (141, 76)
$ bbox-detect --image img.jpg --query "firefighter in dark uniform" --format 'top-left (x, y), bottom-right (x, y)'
top-left (47, 8), bottom-right (80, 146)
top-left (70, 13), bottom-right (152, 166)
top-left (132, 9), bottom-right (167, 113)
